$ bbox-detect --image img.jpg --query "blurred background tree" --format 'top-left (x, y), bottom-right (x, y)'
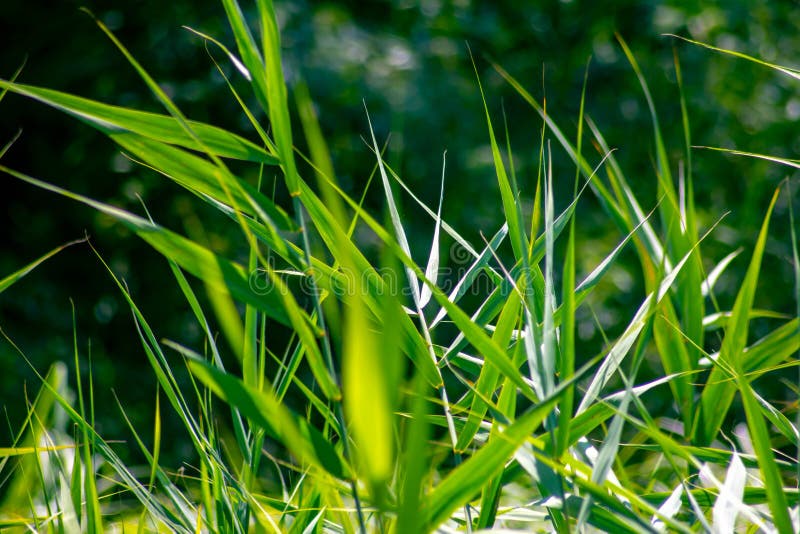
top-left (1, 0), bottom-right (797, 464)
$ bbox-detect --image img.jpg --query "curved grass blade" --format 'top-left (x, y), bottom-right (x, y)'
top-left (186, 357), bottom-right (348, 480)
top-left (0, 238), bottom-right (85, 294)
top-left (694, 187), bottom-right (781, 445)
top-left (0, 80), bottom-right (277, 164)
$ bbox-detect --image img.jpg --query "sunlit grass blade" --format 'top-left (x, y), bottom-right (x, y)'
top-left (738, 377), bottom-right (794, 533)
top-left (618, 36), bottom-right (703, 430)
top-left (396, 372), bottom-right (433, 534)
top-left (669, 34), bottom-right (800, 82)
top-left (455, 290), bottom-right (521, 452)
top-left (694, 187), bottom-right (781, 445)
top-left (469, 50), bottom-right (528, 263)
top-left (421, 390), bottom-right (561, 528)
top-left (0, 238), bottom-right (85, 294)
top-left (186, 357), bottom-right (348, 480)
top-left (577, 233), bottom-right (699, 413)
top-left (0, 362), bottom-right (67, 512)
top-left (182, 26), bottom-right (253, 81)
top-left (114, 131), bottom-right (293, 229)
top-left (0, 79), bottom-right (277, 164)
top-left (419, 153), bottom-right (446, 309)
top-left (2, 165), bottom-right (296, 326)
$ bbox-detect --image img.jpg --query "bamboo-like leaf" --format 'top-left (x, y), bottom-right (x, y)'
top-left (421, 392), bottom-right (561, 528)
top-left (419, 153), bottom-right (446, 308)
top-left (694, 187), bottom-right (781, 445)
top-left (255, 0), bottom-right (301, 196)
top-left (0, 79), bottom-right (277, 164)
top-left (112, 131), bottom-right (293, 230)
top-left (669, 34), bottom-right (800, 82)
top-left (738, 378), bottom-right (794, 533)
top-left (0, 238), bottom-right (84, 294)
top-left (187, 357), bottom-right (348, 480)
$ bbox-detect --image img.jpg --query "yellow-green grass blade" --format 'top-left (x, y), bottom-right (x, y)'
top-left (0, 59), bottom-right (25, 105)
top-left (577, 235), bottom-right (699, 413)
top-left (114, 131), bottom-right (294, 230)
top-left (0, 238), bottom-right (84, 294)
top-left (555, 62), bottom-right (589, 461)
top-left (0, 363), bottom-right (66, 512)
top-left (9, 165), bottom-right (340, 401)
top-left (349, 249), bottom-right (405, 497)
top-left (421, 392), bottom-right (561, 528)
top-left (752, 389), bottom-right (798, 447)
top-left (112, 391), bottom-right (200, 533)
top-left (642, 486), bottom-right (800, 508)
top-left (0, 79), bottom-right (277, 164)
top-left (431, 223), bottom-right (508, 330)
top-left (182, 26), bottom-right (253, 82)
top-left (69, 310), bottom-right (103, 534)
top-left (470, 52), bottom-right (528, 263)
top-left (381, 157), bottom-right (504, 287)
top-left (738, 377), bottom-right (794, 533)
top-left (0, 129), bottom-right (21, 160)
top-left (163, 260), bottom-right (252, 459)
top-left (186, 357), bottom-right (348, 480)
top-left (455, 290), bottom-right (522, 452)
top-left (652, 297), bottom-right (694, 426)
top-left (0, 444), bottom-right (75, 457)
top-left (442, 186), bottom-right (601, 361)
top-left (299, 162), bottom-right (539, 405)
top-left (3, 165), bottom-right (293, 326)
top-left (220, 0), bottom-right (270, 115)
top-left (294, 176), bottom-right (441, 387)
top-left (790, 182), bottom-right (800, 487)
top-left (669, 34), bottom-right (800, 82)
top-left (694, 187), bottom-right (781, 445)
top-left (396, 373), bottom-right (433, 534)
top-left (421, 352), bottom-right (614, 531)
top-left (618, 36), bottom-right (704, 416)
top-left (9, 345), bottom-right (198, 531)
top-left (342, 288), bottom-right (396, 492)
top-left (695, 145), bottom-right (800, 171)
top-left (82, 8), bottom-right (294, 295)
top-left (255, 0), bottom-right (301, 196)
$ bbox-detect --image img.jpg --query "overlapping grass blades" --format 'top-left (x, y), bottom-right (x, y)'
top-left (1, 5), bottom-right (799, 533)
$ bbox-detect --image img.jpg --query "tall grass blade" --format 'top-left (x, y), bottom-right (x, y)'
top-left (694, 187), bottom-right (781, 445)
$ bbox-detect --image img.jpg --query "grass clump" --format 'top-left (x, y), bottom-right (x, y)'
top-left (1, 2), bottom-right (799, 533)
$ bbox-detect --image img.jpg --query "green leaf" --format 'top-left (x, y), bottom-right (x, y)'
top-left (0, 79), bottom-right (278, 164)
top-left (187, 357), bottom-right (348, 480)
top-left (694, 187), bottom-right (781, 445)
top-left (738, 377), bottom-right (794, 533)
top-left (1, 165), bottom-right (293, 327)
top-left (111, 131), bottom-right (294, 230)
top-left (0, 238), bottom-right (84, 294)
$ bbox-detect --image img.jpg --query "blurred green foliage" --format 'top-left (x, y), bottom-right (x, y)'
top-left (1, 0), bottom-right (797, 463)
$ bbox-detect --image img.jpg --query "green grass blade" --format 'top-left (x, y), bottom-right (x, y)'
top-left (0, 79), bottom-right (277, 164)
top-left (419, 153), bottom-right (446, 309)
top-left (255, 0), bottom-right (301, 196)
top-left (114, 131), bottom-right (293, 229)
top-left (0, 238), bottom-right (85, 294)
top-left (186, 357), bottom-right (348, 480)
top-left (421, 393), bottom-right (561, 528)
top-left (669, 34), bottom-right (800, 82)
top-left (738, 377), bottom-right (794, 533)
top-left (3, 164), bottom-right (294, 325)
top-left (694, 187), bottom-right (781, 445)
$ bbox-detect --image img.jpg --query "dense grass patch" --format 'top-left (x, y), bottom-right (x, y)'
top-left (1, 2), bottom-right (798, 532)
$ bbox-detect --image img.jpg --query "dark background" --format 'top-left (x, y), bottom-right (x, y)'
top-left (1, 1), bottom-right (798, 464)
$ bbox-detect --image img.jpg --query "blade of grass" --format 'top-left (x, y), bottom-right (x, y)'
top-left (0, 79), bottom-right (277, 164)
top-left (694, 187), bottom-right (781, 445)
